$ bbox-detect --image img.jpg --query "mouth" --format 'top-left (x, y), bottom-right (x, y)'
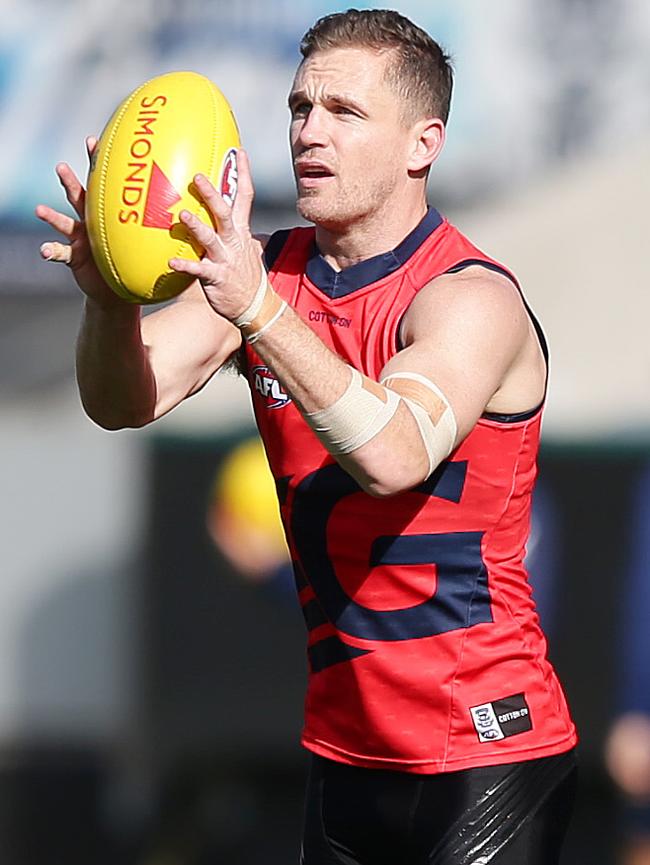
top-left (295, 161), bottom-right (335, 188)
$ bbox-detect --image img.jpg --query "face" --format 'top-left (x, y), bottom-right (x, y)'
top-left (288, 47), bottom-right (420, 230)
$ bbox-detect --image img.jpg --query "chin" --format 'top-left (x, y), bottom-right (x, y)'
top-left (296, 194), bottom-right (356, 229)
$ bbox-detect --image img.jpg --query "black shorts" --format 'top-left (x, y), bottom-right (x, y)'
top-left (300, 749), bottom-right (577, 865)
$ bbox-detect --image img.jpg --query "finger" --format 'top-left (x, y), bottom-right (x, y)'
top-left (179, 209), bottom-right (224, 261)
top-left (231, 148), bottom-right (254, 229)
top-left (86, 136), bottom-right (98, 160)
top-left (35, 203), bottom-right (76, 237)
top-left (40, 241), bottom-right (72, 264)
top-left (168, 255), bottom-right (217, 280)
top-left (193, 173), bottom-right (236, 242)
top-left (56, 162), bottom-right (86, 220)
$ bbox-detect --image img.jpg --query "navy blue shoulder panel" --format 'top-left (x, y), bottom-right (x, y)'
top-left (263, 228), bottom-right (293, 272)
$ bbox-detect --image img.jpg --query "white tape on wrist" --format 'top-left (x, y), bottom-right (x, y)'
top-left (381, 371), bottom-right (457, 475)
top-left (306, 367), bottom-right (400, 454)
top-left (246, 300), bottom-right (288, 344)
top-left (232, 268), bottom-right (268, 328)
top-left (232, 269), bottom-right (288, 343)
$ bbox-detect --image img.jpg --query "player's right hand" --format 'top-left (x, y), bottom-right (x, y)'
top-left (35, 137), bottom-right (123, 309)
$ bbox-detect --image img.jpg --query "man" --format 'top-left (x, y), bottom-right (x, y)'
top-left (37, 9), bottom-right (577, 864)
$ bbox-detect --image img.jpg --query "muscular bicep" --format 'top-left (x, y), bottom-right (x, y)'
top-left (381, 269), bottom-right (531, 444)
top-left (141, 280), bottom-right (243, 418)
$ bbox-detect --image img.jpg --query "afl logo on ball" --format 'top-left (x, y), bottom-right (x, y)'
top-left (252, 365), bottom-right (291, 410)
top-left (220, 148), bottom-right (238, 206)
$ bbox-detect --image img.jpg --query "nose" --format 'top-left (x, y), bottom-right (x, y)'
top-left (295, 106), bottom-right (329, 149)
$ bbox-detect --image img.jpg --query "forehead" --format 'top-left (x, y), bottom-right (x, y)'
top-left (291, 46), bottom-right (394, 99)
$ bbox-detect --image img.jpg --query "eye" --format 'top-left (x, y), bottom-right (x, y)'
top-left (290, 101), bottom-right (311, 119)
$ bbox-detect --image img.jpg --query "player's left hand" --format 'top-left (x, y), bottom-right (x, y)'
top-left (169, 148), bottom-right (264, 321)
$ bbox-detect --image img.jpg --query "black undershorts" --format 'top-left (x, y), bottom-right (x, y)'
top-left (300, 749), bottom-right (577, 865)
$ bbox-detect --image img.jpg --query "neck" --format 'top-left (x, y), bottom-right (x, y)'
top-left (314, 197), bottom-right (429, 272)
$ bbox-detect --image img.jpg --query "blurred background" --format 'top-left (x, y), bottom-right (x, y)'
top-left (1, 0), bottom-right (649, 862)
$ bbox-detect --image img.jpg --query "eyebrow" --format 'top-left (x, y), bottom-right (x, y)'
top-left (288, 89), bottom-right (368, 115)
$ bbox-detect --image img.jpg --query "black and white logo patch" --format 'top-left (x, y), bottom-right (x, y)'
top-left (470, 693), bottom-right (532, 743)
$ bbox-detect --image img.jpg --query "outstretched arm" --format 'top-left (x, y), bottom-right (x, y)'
top-left (36, 139), bottom-right (247, 430)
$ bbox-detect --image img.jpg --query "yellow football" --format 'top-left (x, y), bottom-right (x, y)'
top-left (86, 70), bottom-right (240, 304)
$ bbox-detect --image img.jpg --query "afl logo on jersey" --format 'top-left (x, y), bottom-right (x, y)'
top-left (252, 365), bottom-right (291, 409)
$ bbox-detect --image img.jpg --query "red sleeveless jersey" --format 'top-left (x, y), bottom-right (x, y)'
top-left (244, 209), bottom-right (577, 773)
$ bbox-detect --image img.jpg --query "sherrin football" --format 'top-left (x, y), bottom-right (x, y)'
top-left (86, 71), bottom-right (240, 304)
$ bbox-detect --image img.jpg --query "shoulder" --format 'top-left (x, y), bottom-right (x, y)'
top-left (402, 264), bottom-right (528, 346)
top-left (259, 226), bottom-right (315, 271)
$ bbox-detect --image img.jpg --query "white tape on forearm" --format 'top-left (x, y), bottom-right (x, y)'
top-left (306, 367), bottom-right (400, 454)
top-left (381, 371), bottom-right (457, 474)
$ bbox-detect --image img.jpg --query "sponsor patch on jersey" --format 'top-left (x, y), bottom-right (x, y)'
top-left (470, 693), bottom-right (532, 743)
top-left (308, 310), bottom-right (352, 329)
top-left (252, 365), bottom-right (291, 409)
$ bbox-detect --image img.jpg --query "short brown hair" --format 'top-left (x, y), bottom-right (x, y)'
top-left (299, 8), bottom-right (454, 124)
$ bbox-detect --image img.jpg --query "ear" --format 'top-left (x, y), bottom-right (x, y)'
top-left (407, 117), bottom-right (445, 173)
